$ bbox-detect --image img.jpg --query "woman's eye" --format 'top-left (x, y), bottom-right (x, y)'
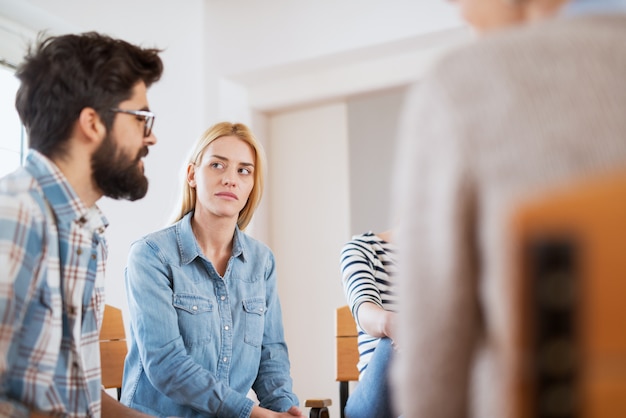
top-left (239, 167), bottom-right (251, 175)
top-left (210, 162), bottom-right (224, 169)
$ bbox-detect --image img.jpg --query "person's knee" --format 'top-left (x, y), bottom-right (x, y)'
top-left (378, 337), bottom-right (393, 351)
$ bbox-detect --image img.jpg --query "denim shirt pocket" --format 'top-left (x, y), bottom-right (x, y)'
top-left (242, 297), bottom-right (266, 347)
top-left (173, 293), bottom-right (214, 345)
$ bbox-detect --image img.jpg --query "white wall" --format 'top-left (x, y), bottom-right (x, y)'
top-left (204, 0), bottom-right (462, 77)
top-left (0, 1), bottom-right (469, 415)
top-left (346, 87), bottom-right (409, 235)
top-left (268, 102), bottom-right (351, 417)
top-left (0, 0), bottom-right (208, 312)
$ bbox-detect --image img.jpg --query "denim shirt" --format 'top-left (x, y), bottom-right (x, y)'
top-left (121, 212), bottom-right (298, 418)
top-left (560, 0), bottom-right (626, 16)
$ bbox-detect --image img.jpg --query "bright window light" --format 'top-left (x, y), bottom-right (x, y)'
top-left (0, 64), bottom-right (24, 178)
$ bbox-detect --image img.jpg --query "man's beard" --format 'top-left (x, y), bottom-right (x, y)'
top-left (91, 133), bottom-right (150, 201)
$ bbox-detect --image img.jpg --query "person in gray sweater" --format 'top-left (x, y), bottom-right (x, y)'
top-left (391, 0), bottom-right (626, 417)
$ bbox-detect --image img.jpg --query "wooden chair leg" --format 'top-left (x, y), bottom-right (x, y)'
top-left (339, 381), bottom-right (349, 418)
top-left (305, 398), bottom-right (332, 418)
top-left (309, 406), bottom-right (330, 418)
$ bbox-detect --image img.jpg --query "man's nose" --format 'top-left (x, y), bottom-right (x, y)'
top-left (145, 130), bottom-right (157, 145)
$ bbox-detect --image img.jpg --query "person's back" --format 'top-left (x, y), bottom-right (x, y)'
top-left (392, 3), bottom-right (626, 417)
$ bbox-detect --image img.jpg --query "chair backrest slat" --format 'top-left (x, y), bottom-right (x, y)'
top-left (335, 305), bottom-right (359, 382)
top-left (100, 304), bottom-right (127, 397)
top-left (511, 170), bottom-right (626, 417)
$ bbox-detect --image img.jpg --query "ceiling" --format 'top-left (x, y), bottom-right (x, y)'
top-left (0, 0), bottom-right (469, 111)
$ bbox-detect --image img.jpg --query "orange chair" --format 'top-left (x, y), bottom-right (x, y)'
top-left (334, 305), bottom-right (359, 418)
top-left (306, 306), bottom-right (358, 418)
top-left (99, 304), bottom-right (128, 400)
top-left (510, 170), bottom-right (626, 417)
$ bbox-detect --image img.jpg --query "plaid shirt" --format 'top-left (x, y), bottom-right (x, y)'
top-left (0, 150), bottom-right (108, 417)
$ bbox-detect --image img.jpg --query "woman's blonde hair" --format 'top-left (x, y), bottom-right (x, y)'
top-left (170, 122), bottom-right (265, 231)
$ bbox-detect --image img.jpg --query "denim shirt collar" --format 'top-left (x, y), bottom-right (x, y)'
top-left (560, 0), bottom-right (626, 16)
top-left (177, 211), bottom-right (246, 265)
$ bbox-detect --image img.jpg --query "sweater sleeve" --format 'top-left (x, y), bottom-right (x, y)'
top-left (391, 76), bottom-right (480, 418)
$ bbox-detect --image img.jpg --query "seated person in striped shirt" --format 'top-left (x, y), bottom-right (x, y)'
top-left (340, 230), bottom-right (399, 418)
top-left (0, 32), bottom-right (163, 417)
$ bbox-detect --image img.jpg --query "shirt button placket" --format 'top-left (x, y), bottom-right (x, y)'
top-left (216, 284), bottom-right (232, 381)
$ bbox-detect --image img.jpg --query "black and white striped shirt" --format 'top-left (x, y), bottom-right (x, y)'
top-left (340, 231), bottom-right (398, 376)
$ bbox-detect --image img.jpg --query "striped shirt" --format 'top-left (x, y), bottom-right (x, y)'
top-left (0, 150), bottom-right (108, 417)
top-left (340, 232), bottom-right (397, 376)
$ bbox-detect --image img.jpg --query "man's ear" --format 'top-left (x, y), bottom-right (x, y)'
top-left (187, 163), bottom-right (197, 187)
top-left (77, 107), bottom-right (106, 144)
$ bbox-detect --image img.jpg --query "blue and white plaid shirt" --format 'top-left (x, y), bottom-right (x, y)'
top-left (0, 150), bottom-right (108, 417)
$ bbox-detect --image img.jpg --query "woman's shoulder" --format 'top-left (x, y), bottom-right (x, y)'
top-left (349, 231), bottom-right (375, 241)
top-left (145, 222), bottom-right (178, 240)
top-left (348, 230), bottom-right (392, 245)
top-left (131, 222), bottom-right (179, 252)
top-left (342, 231), bottom-right (381, 254)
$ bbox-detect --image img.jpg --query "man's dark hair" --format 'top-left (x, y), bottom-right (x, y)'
top-left (15, 31), bottom-right (164, 158)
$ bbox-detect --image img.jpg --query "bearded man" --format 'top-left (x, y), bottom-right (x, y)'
top-left (0, 32), bottom-right (163, 418)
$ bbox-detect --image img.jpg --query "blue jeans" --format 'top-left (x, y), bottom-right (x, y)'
top-left (344, 337), bottom-right (397, 418)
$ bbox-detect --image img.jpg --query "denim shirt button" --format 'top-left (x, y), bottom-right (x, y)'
top-left (220, 295), bottom-right (226, 301)
top-left (223, 357), bottom-right (228, 362)
top-left (192, 305), bottom-right (198, 311)
top-left (224, 325), bottom-right (229, 330)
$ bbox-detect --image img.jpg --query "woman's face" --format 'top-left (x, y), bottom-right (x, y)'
top-left (452, 0), bottom-right (526, 33)
top-left (188, 135), bottom-right (256, 222)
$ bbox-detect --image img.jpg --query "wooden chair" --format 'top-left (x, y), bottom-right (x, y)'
top-left (510, 170), bottom-right (626, 418)
top-left (335, 305), bottom-right (359, 418)
top-left (97, 303), bottom-right (351, 417)
top-left (99, 304), bottom-right (128, 400)
top-left (306, 305), bottom-right (358, 418)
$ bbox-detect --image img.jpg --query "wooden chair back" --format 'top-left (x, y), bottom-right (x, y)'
top-left (335, 305), bottom-right (359, 418)
top-left (99, 304), bottom-right (128, 400)
top-left (510, 170), bottom-right (626, 418)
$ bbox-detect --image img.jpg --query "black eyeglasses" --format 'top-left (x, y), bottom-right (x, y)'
top-left (110, 108), bottom-right (156, 137)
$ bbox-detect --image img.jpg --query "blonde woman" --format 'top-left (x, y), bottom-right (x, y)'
top-left (121, 122), bottom-right (303, 418)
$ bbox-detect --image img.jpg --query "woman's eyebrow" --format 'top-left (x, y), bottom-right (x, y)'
top-left (209, 154), bottom-right (255, 167)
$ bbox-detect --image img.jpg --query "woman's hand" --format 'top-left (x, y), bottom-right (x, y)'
top-left (284, 406), bottom-right (305, 417)
top-left (251, 405), bottom-right (305, 417)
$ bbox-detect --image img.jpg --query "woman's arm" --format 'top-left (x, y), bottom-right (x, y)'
top-left (252, 252), bottom-right (300, 412)
top-left (340, 239), bottom-right (393, 337)
top-left (354, 301), bottom-right (397, 341)
top-left (250, 405), bottom-right (304, 418)
top-left (101, 391), bottom-right (154, 418)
